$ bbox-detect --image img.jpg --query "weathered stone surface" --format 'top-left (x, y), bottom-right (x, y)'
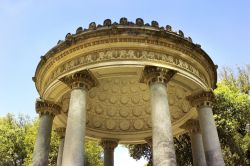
top-left (56, 137), bottom-right (65, 166)
top-left (190, 132), bottom-right (207, 166)
top-left (32, 114), bottom-right (53, 166)
top-left (150, 83), bottom-right (177, 166)
top-left (62, 88), bottom-right (87, 166)
top-left (198, 106), bottom-right (224, 166)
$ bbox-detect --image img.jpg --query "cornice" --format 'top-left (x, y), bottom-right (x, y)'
top-left (33, 18), bottom-right (217, 92)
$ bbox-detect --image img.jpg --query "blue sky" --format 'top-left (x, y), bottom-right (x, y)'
top-left (0, 0), bottom-right (249, 165)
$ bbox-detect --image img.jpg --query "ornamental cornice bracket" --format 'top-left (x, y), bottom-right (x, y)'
top-left (187, 90), bottom-right (215, 108)
top-left (100, 139), bottom-right (119, 150)
top-left (181, 119), bottom-right (200, 133)
top-left (55, 127), bottom-right (66, 139)
top-left (59, 70), bottom-right (98, 90)
top-left (35, 99), bottom-right (61, 117)
top-left (140, 66), bottom-right (177, 86)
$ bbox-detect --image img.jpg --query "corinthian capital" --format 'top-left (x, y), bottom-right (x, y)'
top-left (181, 119), bottom-right (200, 133)
top-left (187, 90), bottom-right (215, 108)
top-left (60, 70), bottom-right (98, 90)
top-left (140, 66), bottom-right (176, 86)
top-left (36, 99), bottom-right (61, 116)
top-left (100, 139), bottom-right (119, 150)
top-left (55, 127), bottom-right (66, 139)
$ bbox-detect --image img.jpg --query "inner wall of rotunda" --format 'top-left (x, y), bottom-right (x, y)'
top-left (54, 66), bottom-right (197, 143)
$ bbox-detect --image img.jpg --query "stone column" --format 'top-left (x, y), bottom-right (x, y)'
top-left (32, 100), bottom-right (61, 166)
top-left (100, 139), bottom-right (118, 166)
top-left (55, 128), bottom-right (66, 166)
top-left (188, 91), bottom-right (224, 166)
top-left (182, 119), bottom-right (206, 166)
top-left (60, 70), bottom-right (98, 166)
top-left (141, 66), bottom-right (177, 166)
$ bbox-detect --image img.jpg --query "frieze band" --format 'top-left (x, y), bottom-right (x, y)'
top-left (38, 49), bottom-right (208, 94)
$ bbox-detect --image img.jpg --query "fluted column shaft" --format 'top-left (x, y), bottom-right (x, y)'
top-left (100, 139), bottom-right (118, 166)
top-left (32, 100), bottom-right (61, 166)
top-left (141, 66), bottom-right (177, 166)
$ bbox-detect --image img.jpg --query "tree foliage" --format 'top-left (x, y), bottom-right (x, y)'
top-left (0, 114), bottom-right (29, 166)
top-left (0, 114), bottom-right (103, 166)
top-left (85, 140), bottom-right (103, 166)
top-left (128, 65), bottom-right (250, 166)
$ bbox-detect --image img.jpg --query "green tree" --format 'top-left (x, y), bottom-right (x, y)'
top-left (128, 65), bottom-right (250, 165)
top-left (85, 140), bottom-right (103, 166)
top-left (0, 114), bottom-right (30, 166)
top-left (214, 66), bottom-right (250, 165)
top-left (22, 119), bottom-right (59, 166)
top-left (0, 114), bottom-right (103, 166)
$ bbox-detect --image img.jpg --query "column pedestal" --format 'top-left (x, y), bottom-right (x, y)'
top-left (100, 139), bottom-right (118, 166)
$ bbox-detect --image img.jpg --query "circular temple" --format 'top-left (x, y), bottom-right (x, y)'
top-left (33, 18), bottom-right (217, 143)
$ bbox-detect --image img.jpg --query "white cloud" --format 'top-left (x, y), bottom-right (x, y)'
top-left (114, 145), bottom-right (147, 166)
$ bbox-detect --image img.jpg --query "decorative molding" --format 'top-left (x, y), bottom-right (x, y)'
top-left (55, 127), bottom-right (66, 139)
top-left (39, 49), bottom-right (207, 95)
top-left (100, 139), bottom-right (119, 150)
top-left (35, 38), bottom-right (214, 95)
top-left (187, 90), bottom-right (215, 108)
top-left (35, 99), bottom-right (61, 116)
top-left (181, 119), bottom-right (200, 133)
top-left (140, 66), bottom-right (177, 85)
top-left (60, 70), bottom-right (98, 90)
